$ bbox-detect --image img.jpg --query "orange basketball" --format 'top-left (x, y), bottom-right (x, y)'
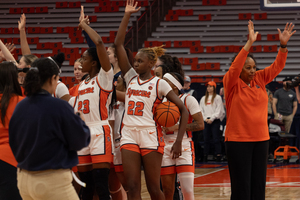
top-left (154, 101), bottom-right (180, 127)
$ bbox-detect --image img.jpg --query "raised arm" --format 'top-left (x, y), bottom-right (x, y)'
top-left (18, 14), bottom-right (31, 55)
top-left (114, 0), bottom-right (141, 75)
top-left (0, 40), bottom-right (16, 62)
top-left (78, 12), bottom-right (111, 72)
top-left (79, 6), bottom-right (96, 48)
top-left (223, 21), bottom-right (258, 94)
top-left (0, 43), bottom-right (15, 62)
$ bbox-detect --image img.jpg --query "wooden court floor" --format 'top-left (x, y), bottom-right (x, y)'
top-left (141, 163), bottom-right (300, 200)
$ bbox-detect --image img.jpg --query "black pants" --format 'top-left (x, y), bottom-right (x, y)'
top-left (0, 160), bottom-right (22, 200)
top-left (225, 140), bottom-right (269, 200)
top-left (203, 119), bottom-right (221, 155)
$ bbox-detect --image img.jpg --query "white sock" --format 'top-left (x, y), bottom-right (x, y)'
top-left (178, 172), bottom-right (194, 200)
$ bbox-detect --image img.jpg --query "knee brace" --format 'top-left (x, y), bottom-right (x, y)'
top-left (178, 172), bottom-right (195, 200)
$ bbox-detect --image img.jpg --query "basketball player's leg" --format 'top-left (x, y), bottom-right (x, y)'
top-left (78, 151), bottom-right (94, 200)
top-left (142, 151), bottom-right (165, 200)
top-left (109, 167), bottom-right (126, 200)
top-left (121, 148), bottom-right (142, 200)
top-left (161, 174), bottom-right (176, 200)
top-left (178, 172), bottom-right (194, 200)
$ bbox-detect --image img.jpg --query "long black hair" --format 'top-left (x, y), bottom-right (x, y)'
top-left (23, 58), bottom-right (59, 96)
top-left (0, 62), bottom-right (22, 126)
top-left (159, 55), bottom-right (185, 78)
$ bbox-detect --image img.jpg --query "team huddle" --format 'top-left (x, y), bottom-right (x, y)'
top-left (0, 0), bottom-right (297, 200)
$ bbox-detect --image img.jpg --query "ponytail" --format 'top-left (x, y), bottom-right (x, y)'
top-left (139, 45), bottom-right (166, 64)
top-left (24, 58), bottom-right (59, 96)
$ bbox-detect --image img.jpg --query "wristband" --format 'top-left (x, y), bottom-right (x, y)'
top-left (280, 44), bottom-right (287, 48)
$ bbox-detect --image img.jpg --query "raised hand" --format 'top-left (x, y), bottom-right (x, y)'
top-left (125, 0), bottom-right (141, 14)
top-left (0, 43), bottom-right (15, 59)
top-left (78, 15), bottom-right (90, 30)
top-left (18, 13), bottom-right (26, 31)
top-left (79, 6), bottom-right (84, 23)
top-left (248, 20), bottom-right (259, 44)
top-left (278, 23), bottom-right (296, 45)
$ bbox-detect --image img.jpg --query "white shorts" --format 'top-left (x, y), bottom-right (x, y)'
top-left (120, 126), bottom-right (164, 156)
top-left (161, 138), bottom-right (195, 175)
top-left (113, 139), bottom-right (123, 172)
top-left (78, 124), bottom-right (113, 165)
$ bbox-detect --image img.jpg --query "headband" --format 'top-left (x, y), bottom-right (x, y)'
top-left (48, 57), bottom-right (61, 74)
top-left (163, 73), bottom-right (182, 90)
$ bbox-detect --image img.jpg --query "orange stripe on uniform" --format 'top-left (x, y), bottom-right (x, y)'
top-left (99, 89), bottom-right (110, 120)
top-left (78, 155), bottom-right (92, 165)
top-left (161, 166), bottom-right (176, 175)
top-left (91, 125), bottom-right (113, 163)
top-left (120, 144), bottom-right (140, 154)
top-left (141, 146), bottom-right (164, 157)
top-left (114, 165), bottom-right (124, 173)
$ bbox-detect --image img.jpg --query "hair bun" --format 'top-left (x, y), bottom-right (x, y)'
top-left (52, 53), bottom-right (65, 68)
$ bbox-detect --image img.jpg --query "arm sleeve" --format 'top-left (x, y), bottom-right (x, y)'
top-left (123, 68), bottom-right (138, 86)
top-left (255, 50), bottom-right (288, 85)
top-left (82, 30), bottom-right (96, 47)
top-left (210, 95), bottom-right (225, 122)
top-left (61, 103), bottom-right (90, 151)
top-left (97, 67), bottom-right (114, 91)
top-left (223, 48), bottom-right (249, 99)
top-left (186, 96), bottom-right (201, 115)
top-left (158, 79), bottom-right (172, 99)
top-left (55, 82), bottom-right (70, 98)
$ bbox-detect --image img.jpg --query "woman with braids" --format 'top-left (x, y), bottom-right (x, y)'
top-left (69, 11), bottom-right (115, 200)
top-left (0, 62), bottom-right (23, 200)
top-left (224, 21), bottom-right (295, 200)
top-left (114, 1), bottom-right (189, 199)
top-left (161, 72), bottom-right (204, 200)
top-left (9, 57), bottom-right (90, 200)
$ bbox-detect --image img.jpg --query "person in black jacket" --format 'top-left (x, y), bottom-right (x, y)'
top-left (9, 57), bottom-right (90, 200)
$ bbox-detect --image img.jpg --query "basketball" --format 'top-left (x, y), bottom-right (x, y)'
top-left (154, 101), bottom-right (180, 127)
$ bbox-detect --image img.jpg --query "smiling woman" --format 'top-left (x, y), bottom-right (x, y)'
top-left (223, 20), bottom-right (295, 200)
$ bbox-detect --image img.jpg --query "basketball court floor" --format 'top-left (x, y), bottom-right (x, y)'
top-left (141, 162), bottom-right (300, 199)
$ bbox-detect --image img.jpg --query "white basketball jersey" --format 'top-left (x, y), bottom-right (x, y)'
top-left (123, 68), bottom-right (172, 127)
top-left (73, 68), bottom-right (114, 124)
top-left (163, 93), bottom-right (200, 141)
top-left (54, 80), bottom-right (69, 98)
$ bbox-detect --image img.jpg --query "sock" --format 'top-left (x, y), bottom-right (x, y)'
top-left (92, 168), bottom-right (111, 200)
top-left (78, 171), bottom-right (95, 200)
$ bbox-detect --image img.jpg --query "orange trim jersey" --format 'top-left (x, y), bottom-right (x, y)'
top-left (223, 48), bottom-right (287, 142)
top-left (163, 93), bottom-right (200, 140)
top-left (0, 95), bottom-right (24, 167)
top-left (122, 68), bottom-right (172, 127)
top-left (72, 68), bottom-right (114, 123)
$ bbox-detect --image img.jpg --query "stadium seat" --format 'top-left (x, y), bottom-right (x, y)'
top-left (36, 7), bottom-right (48, 13)
top-left (107, 6), bottom-right (120, 12)
top-left (234, 46), bottom-right (243, 53)
top-left (15, 48), bottom-right (22, 56)
top-left (174, 41), bottom-right (188, 47)
top-left (53, 42), bottom-right (63, 49)
top-left (267, 34), bottom-right (279, 41)
top-left (9, 8), bottom-right (22, 14)
top-left (86, 0), bottom-right (98, 2)
top-left (181, 9), bottom-right (193, 16)
top-left (190, 46), bottom-right (204, 53)
top-left (138, 1), bottom-right (149, 7)
top-left (214, 0), bottom-right (226, 5)
top-left (188, 41), bottom-right (201, 47)
top-left (23, 7), bottom-right (35, 14)
top-left (1, 28), bottom-right (13, 34)
top-left (191, 76), bottom-right (212, 83)
top-left (191, 63), bottom-right (206, 71)
top-left (28, 27), bottom-right (40, 34)
top-left (69, 1), bottom-right (81, 8)
top-left (102, 36), bottom-right (114, 43)
top-left (202, 0), bottom-right (214, 6)
top-left (37, 43), bottom-right (52, 49)
top-left (263, 45), bottom-right (277, 52)
top-left (220, 45), bottom-right (234, 53)
top-left (1, 38), bottom-right (12, 44)
top-left (27, 37), bottom-right (39, 44)
top-left (71, 37), bottom-right (84, 44)
top-left (89, 16), bottom-right (97, 23)
top-left (238, 13), bottom-right (252, 20)
top-left (56, 2), bottom-right (68, 8)
top-left (184, 57), bottom-right (198, 65)
top-left (65, 48), bottom-right (79, 55)
top-left (213, 76), bottom-right (223, 83)
top-left (69, 30), bottom-right (82, 38)
top-left (166, 14), bottom-right (179, 21)
top-left (112, 1), bottom-right (125, 7)
top-left (99, 1), bottom-right (110, 7)
top-left (250, 45), bottom-right (262, 53)
top-left (144, 41), bottom-right (158, 47)
top-left (199, 14), bottom-right (211, 21)
top-left (56, 27), bottom-right (69, 33)
top-left (157, 41), bottom-right (171, 48)
top-left (254, 13), bottom-right (267, 20)
top-left (206, 46), bottom-right (220, 53)
top-left (206, 62), bottom-right (220, 70)
top-left (95, 6), bottom-right (107, 13)
top-left (40, 27), bottom-right (53, 34)
top-left (14, 28), bottom-right (20, 34)
top-left (13, 38), bottom-right (20, 45)
top-left (81, 48), bottom-right (88, 54)
top-left (109, 31), bottom-right (118, 39)
top-left (178, 57), bottom-right (183, 64)
top-left (248, 33), bottom-right (261, 41)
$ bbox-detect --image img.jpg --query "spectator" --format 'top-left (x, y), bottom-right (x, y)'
top-left (182, 76), bottom-right (198, 100)
top-left (199, 81), bottom-right (225, 162)
top-left (272, 77), bottom-right (298, 133)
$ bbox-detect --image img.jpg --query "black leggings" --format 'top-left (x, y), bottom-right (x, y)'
top-left (0, 160), bottom-right (22, 200)
top-left (225, 140), bottom-right (269, 200)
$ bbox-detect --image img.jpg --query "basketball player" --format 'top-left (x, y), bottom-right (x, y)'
top-left (161, 72), bottom-right (204, 200)
top-left (69, 15), bottom-right (114, 200)
top-left (114, 1), bottom-right (189, 199)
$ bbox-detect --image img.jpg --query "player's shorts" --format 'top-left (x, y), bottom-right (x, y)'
top-left (120, 125), bottom-right (165, 157)
top-left (78, 122), bottom-right (113, 165)
top-left (113, 138), bottom-right (123, 172)
top-left (161, 138), bottom-right (195, 175)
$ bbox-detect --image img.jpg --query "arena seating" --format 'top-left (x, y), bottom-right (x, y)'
top-left (0, 0), bottom-right (146, 84)
top-left (145, 0), bottom-right (300, 82)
